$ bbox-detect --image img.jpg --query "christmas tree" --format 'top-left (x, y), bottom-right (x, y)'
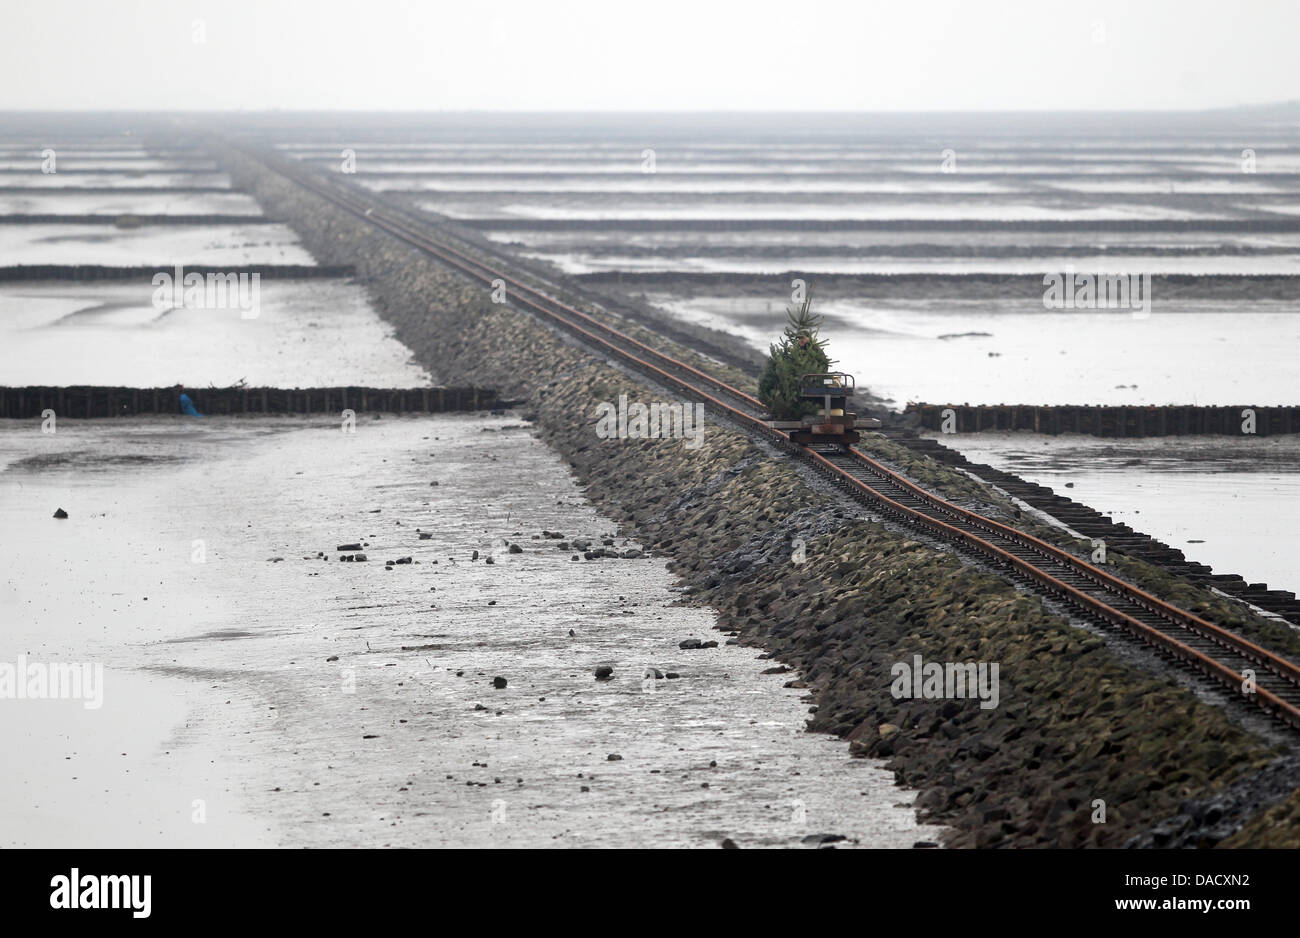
top-left (758, 287), bottom-right (834, 419)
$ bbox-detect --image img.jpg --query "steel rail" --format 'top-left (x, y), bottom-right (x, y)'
top-left (251, 159), bottom-right (765, 416)
top-left (249, 148), bottom-right (1300, 730)
top-left (840, 445), bottom-right (1300, 686)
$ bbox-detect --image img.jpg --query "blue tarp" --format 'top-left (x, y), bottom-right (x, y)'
top-left (179, 393), bottom-right (205, 418)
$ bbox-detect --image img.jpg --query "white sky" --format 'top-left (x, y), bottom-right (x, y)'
top-left (2, 0), bottom-right (1298, 111)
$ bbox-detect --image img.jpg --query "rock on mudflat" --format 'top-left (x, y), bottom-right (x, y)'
top-left (53, 508), bottom-right (68, 519)
top-left (594, 666), bottom-right (613, 681)
top-left (492, 676), bottom-right (507, 689)
top-left (678, 638), bottom-right (718, 650)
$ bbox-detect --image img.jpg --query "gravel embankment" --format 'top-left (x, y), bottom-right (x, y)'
top-left (224, 148), bottom-right (1298, 848)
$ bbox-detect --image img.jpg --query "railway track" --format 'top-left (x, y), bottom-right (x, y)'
top-left (246, 146), bottom-right (1300, 732)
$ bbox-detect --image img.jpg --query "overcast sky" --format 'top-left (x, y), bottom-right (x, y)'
top-left (3, 0), bottom-right (1298, 111)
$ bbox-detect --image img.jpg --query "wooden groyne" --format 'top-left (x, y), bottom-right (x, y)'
top-left (0, 264), bottom-right (352, 282)
top-left (905, 403), bottom-right (1300, 437)
top-left (0, 386), bottom-right (498, 419)
top-left (0, 214), bottom-right (278, 225)
top-left (569, 271), bottom-right (1300, 300)
top-left (460, 217), bottom-right (1300, 233)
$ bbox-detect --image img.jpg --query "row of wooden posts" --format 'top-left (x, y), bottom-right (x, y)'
top-left (906, 403), bottom-right (1300, 437)
top-left (0, 386), bottom-right (498, 419)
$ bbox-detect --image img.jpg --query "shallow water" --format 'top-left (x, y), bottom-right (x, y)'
top-left (365, 178), bottom-right (1026, 194)
top-left (0, 222), bottom-right (314, 266)
top-left (530, 252), bottom-right (1300, 276)
top-left (0, 159), bottom-right (218, 172)
top-left (432, 200), bottom-right (1223, 222)
top-left (646, 294), bottom-right (1300, 407)
top-left (0, 415), bottom-right (935, 848)
top-left (0, 191), bottom-right (262, 216)
top-left (0, 280), bottom-right (431, 387)
top-left (0, 172), bottom-right (232, 189)
top-left (486, 228), bottom-right (1300, 253)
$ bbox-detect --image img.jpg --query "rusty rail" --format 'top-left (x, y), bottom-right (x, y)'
top-left (246, 145), bottom-right (1300, 732)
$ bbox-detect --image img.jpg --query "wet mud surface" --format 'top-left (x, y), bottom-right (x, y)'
top-left (0, 415), bottom-right (933, 848)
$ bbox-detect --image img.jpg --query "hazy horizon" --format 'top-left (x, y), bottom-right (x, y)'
top-left (6, 0), bottom-right (1300, 112)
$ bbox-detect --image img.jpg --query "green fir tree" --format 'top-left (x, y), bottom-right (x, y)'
top-left (758, 287), bottom-right (834, 419)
